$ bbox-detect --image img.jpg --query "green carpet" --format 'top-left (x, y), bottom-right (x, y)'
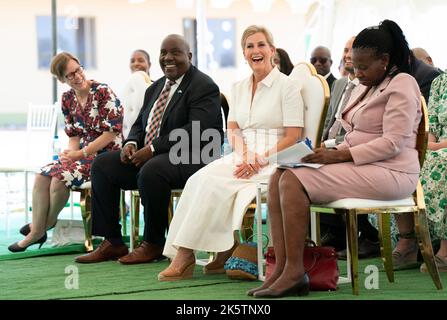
top-left (1, 253), bottom-right (446, 300)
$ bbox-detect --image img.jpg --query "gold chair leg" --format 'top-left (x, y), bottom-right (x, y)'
top-left (377, 212), bottom-right (394, 282)
top-left (415, 207), bottom-right (443, 290)
top-left (315, 212), bottom-right (321, 245)
top-left (120, 190), bottom-right (127, 236)
top-left (345, 209), bottom-right (359, 295)
top-left (168, 195), bottom-right (174, 226)
top-left (130, 191), bottom-right (140, 249)
top-left (80, 189), bottom-right (93, 252)
top-left (241, 204), bottom-right (255, 242)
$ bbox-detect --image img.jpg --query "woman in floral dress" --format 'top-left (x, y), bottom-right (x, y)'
top-left (420, 71), bottom-right (447, 272)
top-left (8, 52), bottom-right (123, 252)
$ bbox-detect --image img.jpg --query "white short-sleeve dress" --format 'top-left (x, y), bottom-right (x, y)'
top-left (163, 67), bottom-right (304, 257)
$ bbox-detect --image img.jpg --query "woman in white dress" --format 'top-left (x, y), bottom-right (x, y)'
top-left (158, 25), bottom-right (304, 281)
top-left (121, 49), bottom-right (152, 138)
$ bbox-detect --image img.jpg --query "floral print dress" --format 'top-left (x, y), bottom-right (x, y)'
top-left (420, 72), bottom-right (447, 240)
top-left (41, 81), bottom-right (123, 188)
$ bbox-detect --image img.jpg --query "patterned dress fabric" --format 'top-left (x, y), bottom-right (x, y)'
top-left (421, 72), bottom-right (447, 240)
top-left (41, 81), bottom-right (123, 188)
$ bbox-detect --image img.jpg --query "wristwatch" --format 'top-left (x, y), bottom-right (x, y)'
top-left (149, 144), bottom-right (155, 153)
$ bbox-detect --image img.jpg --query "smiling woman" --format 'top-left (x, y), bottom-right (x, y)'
top-left (159, 25), bottom-right (304, 283)
top-left (8, 52), bottom-right (123, 253)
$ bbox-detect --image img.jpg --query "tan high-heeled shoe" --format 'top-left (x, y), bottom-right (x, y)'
top-left (158, 262), bottom-right (196, 281)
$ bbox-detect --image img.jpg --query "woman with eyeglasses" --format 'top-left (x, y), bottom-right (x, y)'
top-left (8, 52), bottom-right (123, 252)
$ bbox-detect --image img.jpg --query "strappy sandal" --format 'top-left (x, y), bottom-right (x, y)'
top-left (392, 231), bottom-right (420, 271)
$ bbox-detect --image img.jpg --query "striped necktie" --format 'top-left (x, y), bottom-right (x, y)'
top-left (144, 80), bottom-right (176, 146)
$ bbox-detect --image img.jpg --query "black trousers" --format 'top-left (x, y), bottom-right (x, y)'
top-left (90, 150), bottom-right (203, 247)
top-left (320, 214), bottom-right (378, 240)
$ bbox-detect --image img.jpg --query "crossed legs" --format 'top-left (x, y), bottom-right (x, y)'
top-left (19, 175), bottom-right (69, 247)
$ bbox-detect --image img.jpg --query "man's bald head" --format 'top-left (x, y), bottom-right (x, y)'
top-left (159, 34), bottom-right (192, 80)
top-left (412, 47), bottom-right (434, 66)
top-left (310, 46), bottom-right (333, 76)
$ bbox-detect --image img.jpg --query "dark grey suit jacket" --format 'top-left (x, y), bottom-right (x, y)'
top-left (326, 73), bottom-right (337, 92)
top-left (412, 58), bottom-right (442, 103)
top-left (321, 77), bottom-right (349, 143)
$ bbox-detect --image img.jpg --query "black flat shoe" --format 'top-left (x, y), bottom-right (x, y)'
top-left (19, 223), bottom-right (56, 236)
top-left (253, 273), bottom-right (310, 298)
top-left (8, 233), bottom-right (48, 253)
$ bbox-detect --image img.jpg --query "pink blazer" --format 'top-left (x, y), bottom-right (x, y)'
top-left (337, 73), bottom-right (422, 174)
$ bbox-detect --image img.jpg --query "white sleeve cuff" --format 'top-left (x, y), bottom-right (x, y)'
top-left (124, 141), bottom-right (137, 148)
top-left (323, 139), bottom-right (336, 148)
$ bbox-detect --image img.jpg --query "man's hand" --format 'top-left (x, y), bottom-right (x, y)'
top-left (130, 146), bottom-right (153, 167)
top-left (120, 144), bottom-right (137, 164)
top-left (302, 148), bottom-right (352, 164)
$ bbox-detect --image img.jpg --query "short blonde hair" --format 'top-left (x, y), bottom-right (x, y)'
top-left (50, 52), bottom-right (81, 82)
top-left (241, 25), bottom-right (275, 50)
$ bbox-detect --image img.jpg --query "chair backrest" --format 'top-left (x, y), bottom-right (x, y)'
top-left (25, 102), bottom-right (59, 169)
top-left (289, 62), bottom-right (330, 147)
top-left (121, 71), bottom-right (151, 138)
top-left (220, 93), bottom-right (229, 130)
top-left (417, 95), bottom-right (429, 168)
top-left (26, 103), bottom-right (58, 132)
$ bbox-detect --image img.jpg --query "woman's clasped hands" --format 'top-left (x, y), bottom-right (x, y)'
top-left (59, 149), bottom-right (84, 164)
top-left (234, 151), bottom-right (269, 179)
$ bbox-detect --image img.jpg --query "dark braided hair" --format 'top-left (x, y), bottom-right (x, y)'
top-left (275, 48), bottom-right (294, 76)
top-left (134, 49), bottom-right (151, 64)
top-left (352, 20), bottom-right (411, 76)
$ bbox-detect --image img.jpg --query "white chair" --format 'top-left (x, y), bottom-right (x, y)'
top-left (289, 62), bottom-right (330, 146)
top-left (24, 102), bottom-right (59, 222)
top-left (255, 61), bottom-right (330, 281)
top-left (309, 97), bottom-right (443, 295)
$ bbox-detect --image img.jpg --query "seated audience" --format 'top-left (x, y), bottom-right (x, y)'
top-left (74, 34), bottom-right (223, 264)
top-left (248, 20), bottom-right (421, 298)
top-left (9, 52), bottom-right (123, 252)
top-left (419, 72), bottom-right (447, 273)
top-left (158, 25), bottom-right (304, 281)
top-left (121, 49), bottom-right (153, 138)
top-left (310, 46), bottom-right (337, 90)
top-left (273, 48), bottom-right (294, 75)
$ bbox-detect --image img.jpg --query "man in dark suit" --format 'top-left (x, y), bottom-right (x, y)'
top-left (319, 36), bottom-right (381, 259)
top-left (75, 34), bottom-right (223, 264)
top-left (410, 51), bottom-right (442, 103)
top-left (310, 46), bottom-right (337, 90)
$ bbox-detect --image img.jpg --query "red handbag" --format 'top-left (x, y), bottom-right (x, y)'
top-left (265, 241), bottom-right (339, 291)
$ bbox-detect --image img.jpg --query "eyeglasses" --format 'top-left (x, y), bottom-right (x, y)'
top-left (65, 65), bottom-right (84, 80)
top-left (310, 57), bottom-right (328, 64)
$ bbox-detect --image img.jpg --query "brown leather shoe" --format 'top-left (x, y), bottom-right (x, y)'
top-left (75, 240), bottom-right (128, 263)
top-left (118, 241), bottom-right (166, 265)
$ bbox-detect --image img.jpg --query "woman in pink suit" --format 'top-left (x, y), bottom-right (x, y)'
top-left (249, 20), bottom-right (422, 298)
